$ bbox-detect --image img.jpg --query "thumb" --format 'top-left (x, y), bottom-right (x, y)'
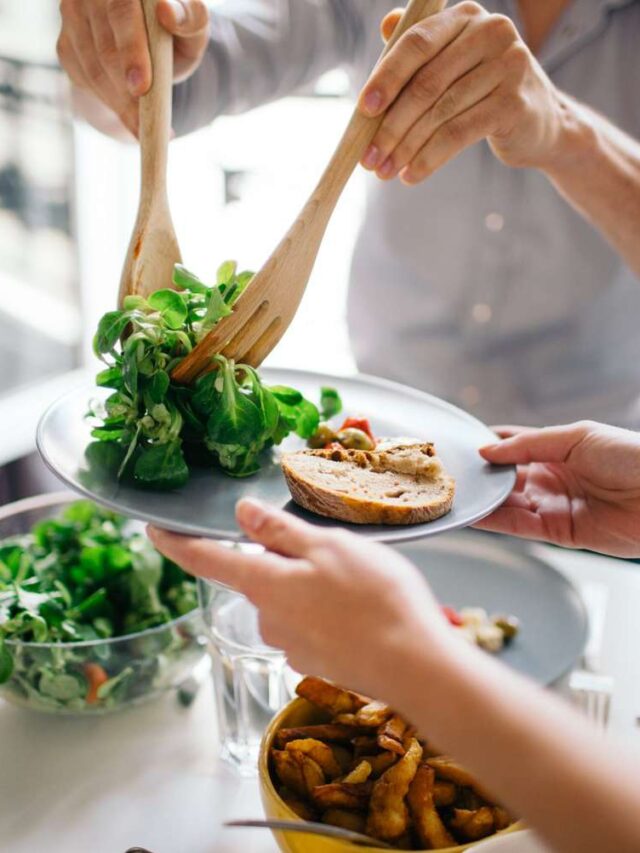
top-left (381, 8), bottom-right (404, 42)
top-left (236, 498), bottom-right (322, 559)
top-left (156, 0), bottom-right (210, 38)
top-left (479, 423), bottom-right (590, 466)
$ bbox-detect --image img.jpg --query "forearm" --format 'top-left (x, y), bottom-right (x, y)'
top-left (542, 94), bottom-right (640, 277)
top-left (380, 637), bottom-right (640, 853)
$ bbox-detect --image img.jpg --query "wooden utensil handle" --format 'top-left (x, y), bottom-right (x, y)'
top-left (318, 0), bottom-right (447, 201)
top-left (139, 0), bottom-right (173, 193)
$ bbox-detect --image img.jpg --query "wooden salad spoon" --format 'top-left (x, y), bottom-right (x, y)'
top-left (118, 0), bottom-right (181, 305)
top-left (171, 0), bottom-right (447, 384)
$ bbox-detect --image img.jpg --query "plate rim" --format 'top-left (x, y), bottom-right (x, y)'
top-left (36, 367), bottom-right (516, 543)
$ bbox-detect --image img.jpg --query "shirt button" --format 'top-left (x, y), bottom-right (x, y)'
top-left (472, 303), bottom-right (492, 324)
top-left (485, 212), bottom-right (504, 232)
top-left (460, 385), bottom-right (481, 408)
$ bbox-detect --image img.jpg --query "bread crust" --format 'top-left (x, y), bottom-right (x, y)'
top-left (281, 444), bottom-right (455, 526)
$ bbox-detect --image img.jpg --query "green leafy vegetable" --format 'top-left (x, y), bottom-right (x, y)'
top-left (147, 290), bottom-right (188, 330)
top-left (133, 442), bottom-right (189, 490)
top-left (93, 311), bottom-right (130, 357)
top-left (320, 387), bottom-right (343, 420)
top-left (0, 638), bottom-right (13, 682)
top-left (0, 501), bottom-right (202, 713)
top-left (89, 260), bottom-right (340, 488)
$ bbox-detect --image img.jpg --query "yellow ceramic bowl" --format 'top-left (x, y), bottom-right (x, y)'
top-left (259, 698), bottom-right (524, 853)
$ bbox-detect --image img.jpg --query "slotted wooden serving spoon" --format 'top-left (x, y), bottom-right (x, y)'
top-left (118, 0), bottom-right (181, 304)
top-left (171, 0), bottom-right (447, 383)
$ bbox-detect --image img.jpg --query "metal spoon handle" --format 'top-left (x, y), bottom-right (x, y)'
top-left (225, 819), bottom-right (393, 849)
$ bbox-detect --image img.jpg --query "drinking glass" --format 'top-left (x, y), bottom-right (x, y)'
top-left (199, 574), bottom-right (294, 775)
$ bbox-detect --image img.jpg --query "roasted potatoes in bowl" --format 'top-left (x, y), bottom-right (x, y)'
top-left (259, 678), bottom-right (524, 853)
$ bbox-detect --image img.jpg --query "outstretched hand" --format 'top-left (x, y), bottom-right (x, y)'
top-left (148, 499), bottom-right (451, 699)
top-left (475, 421), bottom-right (640, 557)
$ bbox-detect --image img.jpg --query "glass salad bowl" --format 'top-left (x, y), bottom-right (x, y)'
top-left (0, 492), bottom-right (206, 715)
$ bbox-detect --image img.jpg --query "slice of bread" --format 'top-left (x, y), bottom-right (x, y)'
top-left (281, 442), bottom-right (455, 526)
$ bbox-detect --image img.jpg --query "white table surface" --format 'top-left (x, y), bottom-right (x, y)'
top-left (2, 543), bottom-right (639, 853)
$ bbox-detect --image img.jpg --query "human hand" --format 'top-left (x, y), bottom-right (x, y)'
top-left (475, 421), bottom-right (640, 558)
top-left (358, 2), bottom-right (569, 184)
top-left (148, 499), bottom-right (452, 699)
top-left (57, 0), bottom-right (210, 136)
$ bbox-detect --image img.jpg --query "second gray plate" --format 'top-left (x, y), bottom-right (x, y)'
top-left (36, 368), bottom-right (515, 543)
top-left (399, 530), bottom-right (587, 685)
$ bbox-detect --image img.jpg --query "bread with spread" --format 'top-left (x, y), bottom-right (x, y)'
top-left (282, 441), bottom-right (455, 525)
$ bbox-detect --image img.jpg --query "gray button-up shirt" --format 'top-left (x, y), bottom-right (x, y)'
top-left (174, 0), bottom-right (640, 427)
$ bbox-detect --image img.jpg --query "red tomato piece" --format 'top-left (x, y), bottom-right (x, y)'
top-left (441, 605), bottom-right (464, 627)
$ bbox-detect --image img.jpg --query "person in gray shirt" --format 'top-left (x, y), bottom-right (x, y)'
top-left (57, 1), bottom-right (640, 427)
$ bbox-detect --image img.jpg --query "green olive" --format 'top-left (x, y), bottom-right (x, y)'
top-left (492, 615), bottom-right (520, 643)
top-left (308, 422), bottom-right (338, 449)
top-left (336, 427), bottom-right (376, 451)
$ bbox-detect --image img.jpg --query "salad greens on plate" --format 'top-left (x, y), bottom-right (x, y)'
top-left (89, 261), bottom-right (342, 489)
top-left (0, 500), bottom-right (202, 713)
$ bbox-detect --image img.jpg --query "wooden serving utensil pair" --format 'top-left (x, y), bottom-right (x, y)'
top-left (121, 0), bottom-right (447, 382)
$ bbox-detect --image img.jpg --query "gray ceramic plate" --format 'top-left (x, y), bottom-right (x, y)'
top-left (399, 530), bottom-right (588, 685)
top-left (36, 368), bottom-right (515, 543)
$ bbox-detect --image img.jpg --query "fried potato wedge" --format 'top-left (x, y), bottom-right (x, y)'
top-left (297, 676), bottom-right (369, 715)
top-left (311, 782), bottom-right (373, 812)
top-left (286, 739), bottom-right (343, 780)
top-left (275, 724), bottom-right (366, 748)
top-left (353, 735), bottom-right (380, 757)
top-left (366, 737), bottom-right (423, 841)
top-left (331, 745), bottom-right (354, 774)
top-left (322, 809), bottom-right (367, 834)
top-left (407, 765), bottom-right (456, 850)
top-left (272, 749), bottom-right (325, 798)
top-left (279, 787), bottom-right (319, 822)
top-left (334, 713), bottom-right (359, 725)
top-left (493, 806), bottom-right (513, 831)
top-left (358, 701), bottom-right (393, 725)
top-left (433, 780), bottom-right (457, 808)
top-left (426, 757), bottom-right (497, 804)
top-left (360, 752), bottom-right (398, 778)
top-left (450, 806), bottom-right (495, 841)
top-left (342, 760), bottom-right (372, 785)
top-left (378, 714), bottom-right (408, 755)
top-left (354, 700), bottom-right (393, 728)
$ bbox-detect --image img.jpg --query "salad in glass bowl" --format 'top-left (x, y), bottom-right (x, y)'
top-left (0, 493), bottom-right (205, 714)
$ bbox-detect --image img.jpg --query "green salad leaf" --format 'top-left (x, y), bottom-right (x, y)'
top-left (88, 261), bottom-right (342, 489)
top-left (320, 387), bottom-right (343, 420)
top-left (0, 501), bottom-right (201, 712)
top-left (0, 638), bottom-right (13, 682)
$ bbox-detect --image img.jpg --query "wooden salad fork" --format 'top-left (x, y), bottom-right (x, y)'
top-left (171, 0), bottom-right (447, 384)
top-left (118, 0), bottom-right (181, 305)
